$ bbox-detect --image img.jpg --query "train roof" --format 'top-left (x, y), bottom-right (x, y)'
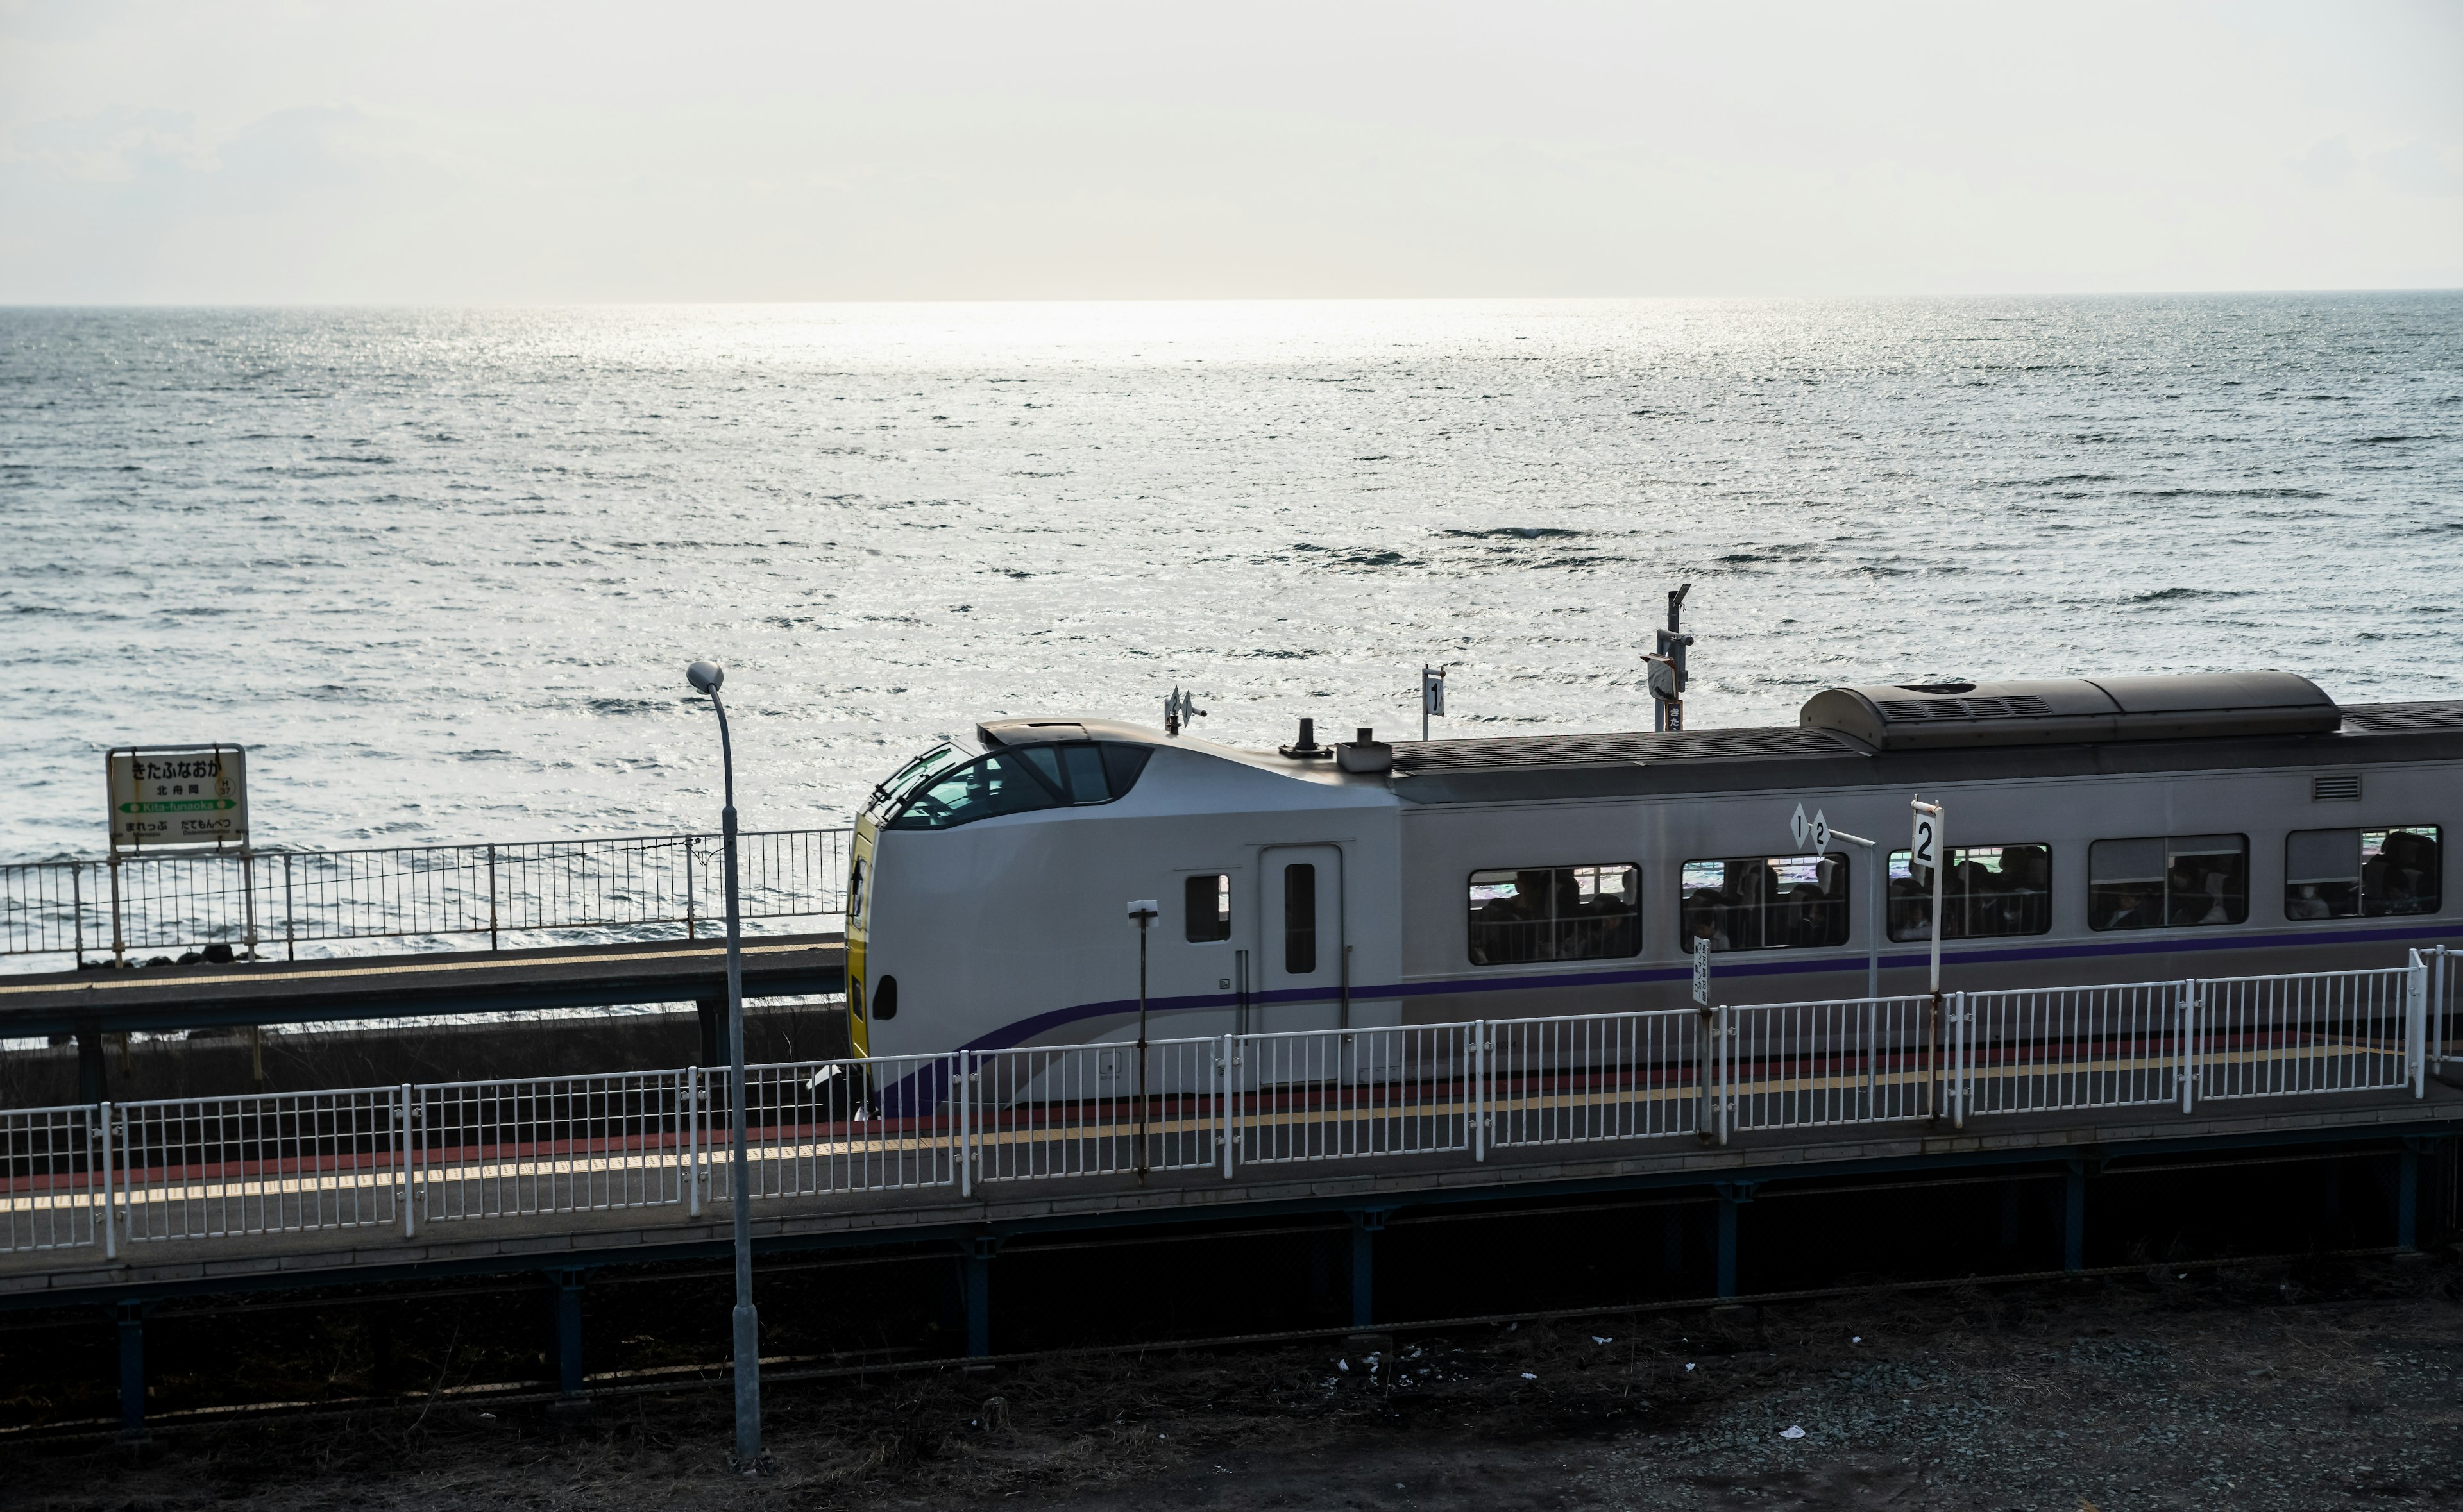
top-left (1800, 672), bottom-right (2338, 750)
top-left (974, 680), bottom-right (2463, 806)
top-left (1388, 694), bottom-right (2463, 806)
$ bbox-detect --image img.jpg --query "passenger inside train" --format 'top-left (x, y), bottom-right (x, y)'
top-left (1465, 864), bottom-right (1640, 964)
top-left (1886, 844), bottom-right (2054, 941)
top-left (1677, 853), bottom-right (1849, 953)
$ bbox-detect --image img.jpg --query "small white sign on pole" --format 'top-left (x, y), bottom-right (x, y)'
top-left (108, 744), bottom-right (248, 852)
top-left (1909, 805), bottom-right (1941, 882)
top-left (1692, 936), bottom-right (1711, 1005)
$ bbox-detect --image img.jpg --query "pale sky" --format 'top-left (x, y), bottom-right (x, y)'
top-left (2, 0), bottom-right (2458, 302)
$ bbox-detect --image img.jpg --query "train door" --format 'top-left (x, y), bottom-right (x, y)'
top-left (1257, 844), bottom-right (1344, 1035)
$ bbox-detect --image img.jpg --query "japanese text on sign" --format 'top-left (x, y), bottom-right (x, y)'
top-left (108, 745), bottom-right (249, 851)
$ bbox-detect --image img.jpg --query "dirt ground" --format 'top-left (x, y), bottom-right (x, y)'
top-left (12, 1253), bottom-right (2463, 1511)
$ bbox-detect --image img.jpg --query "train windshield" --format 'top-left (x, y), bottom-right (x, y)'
top-left (864, 742), bottom-right (974, 819)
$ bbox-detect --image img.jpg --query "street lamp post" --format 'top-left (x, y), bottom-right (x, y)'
top-left (687, 659), bottom-right (764, 1472)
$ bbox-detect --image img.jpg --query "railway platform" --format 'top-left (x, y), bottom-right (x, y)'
top-left (2, 951), bottom-right (2456, 1434)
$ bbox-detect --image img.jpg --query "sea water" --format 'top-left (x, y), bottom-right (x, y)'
top-left (3, 296), bottom-right (2457, 859)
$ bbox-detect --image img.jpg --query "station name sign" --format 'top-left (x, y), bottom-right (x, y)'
top-left (108, 744), bottom-right (249, 852)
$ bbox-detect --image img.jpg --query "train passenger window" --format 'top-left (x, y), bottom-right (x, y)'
top-left (884, 752), bottom-right (1063, 830)
top-left (1677, 853), bottom-right (1848, 953)
top-left (1466, 864), bottom-right (1640, 965)
top-left (2285, 827), bottom-right (2442, 920)
top-left (1884, 844), bottom-right (2052, 941)
top-left (1284, 864), bottom-right (1317, 974)
top-left (2087, 834), bottom-right (2247, 930)
top-left (1185, 873), bottom-right (1232, 942)
top-left (872, 975), bottom-right (899, 1020)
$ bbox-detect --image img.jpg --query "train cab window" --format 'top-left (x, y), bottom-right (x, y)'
top-left (1466, 864), bottom-right (1640, 965)
top-left (888, 742), bottom-right (1154, 829)
top-left (872, 975), bottom-right (899, 1020)
top-left (2088, 834), bottom-right (2247, 930)
top-left (1284, 864), bottom-right (1317, 974)
top-left (1679, 854), bottom-right (1849, 953)
top-left (1884, 843), bottom-right (2052, 941)
top-left (2285, 827), bottom-right (2442, 920)
top-left (886, 752), bottom-right (1063, 830)
top-left (1185, 873), bottom-right (1232, 942)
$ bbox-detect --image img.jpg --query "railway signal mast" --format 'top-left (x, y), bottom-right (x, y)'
top-left (1648, 584), bottom-right (1695, 732)
top-left (1163, 687), bottom-right (1206, 737)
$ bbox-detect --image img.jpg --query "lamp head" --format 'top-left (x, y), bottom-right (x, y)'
top-left (686, 660), bottom-right (725, 696)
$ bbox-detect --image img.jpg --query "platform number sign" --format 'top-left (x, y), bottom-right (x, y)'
top-left (1789, 803), bottom-right (1831, 857)
top-left (1691, 936), bottom-right (1710, 1006)
top-left (1908, 805), bottom-right (1942, 882)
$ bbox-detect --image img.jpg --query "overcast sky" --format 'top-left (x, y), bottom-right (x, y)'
top-left (2, 0), bottom-right (2457, 303)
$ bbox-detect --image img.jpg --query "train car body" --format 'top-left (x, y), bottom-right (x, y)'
top-left (849, 675), bottom-right (2461, 1062)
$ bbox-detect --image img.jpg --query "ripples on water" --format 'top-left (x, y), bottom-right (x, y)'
top-left (2, 296), bottom-right (2457, 859)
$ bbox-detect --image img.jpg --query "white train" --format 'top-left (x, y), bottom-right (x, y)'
top-left (841, 673), bottom-right (2456, 1061)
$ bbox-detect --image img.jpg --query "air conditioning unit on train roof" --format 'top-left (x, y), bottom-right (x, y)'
top-left (1799, 671), bottom-right (2340, 751)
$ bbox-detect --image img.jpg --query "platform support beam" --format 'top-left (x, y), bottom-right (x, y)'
top-left (1713, 1182), bottom-right (1755, 1298)
top-left (1663, 1206), bottom-right (1686, 1273)
top-left (2000, 1180), bottom-right (2023, 1250)
top-left (2063, 1159), bottom-right (2088, 1273)
top-left (2396, 1138), bottom-right (2444, 1252)
top-left (961, 1236), bottom-right (1000, 1357)
top-left (78, 1027), bottom-right (106, 1105)
top-left (115, 1301), bottom-right (146, 1439)
top-left (695, 997), bottom-right (724, 1070)
top-left (552, 1269), bottom-right (587, 1400)
top-left (1348, 1211), bottom-right (1386, 1327)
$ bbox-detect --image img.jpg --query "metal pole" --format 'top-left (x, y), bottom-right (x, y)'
top-left (1829, 829), bottom-right (1879, 1003)
top-left (283, 852), bottom-right (296, 962)
top-left (240, 844), bottom-right (258, 960)
top-left (1135, 909), bottom-right (1151, 1180)
top-left (71, 862), bottom-right (85, 968)
top-left (487, 844), bottom-right (500, 953)
top-left (400, 1083), bottom-right (416, 1238)
top-left (708, 689), bottom-right (762, 1472)
top-left (108, 852), bottom-right (124, 968)
top-left (684, 837), bottom-right (697, 941)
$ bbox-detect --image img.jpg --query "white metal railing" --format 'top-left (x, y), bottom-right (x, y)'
top-left (2426, 944), bottom-right (2460, 1069)
top-left (1, 953), bottom-right (2439, 1257)
top-left (2194, 966), bottom-right (2417, 1102)
top-left (115, 1088), bottom-right (400, 1244)
top-left (1, 827), bottom-right (851, 964)
top-left (1487, 1009), bottom-right (1700, 1150)
top-left (1962, 980), bottom-right (2188, 1116)
top-left (703, 1053), bottom-right (965, 1202)
top-left (968, 1038), bottom-right (1225, 1184)
top-left (1722, 995), bottom-right (1940, 1134)
top-left (0, 1104), bottom-right (98, 1254)
top-left (1230, 1025), bottom-right (1474, 1168)
top-left (410, 1071), bottom-right (692, 1226)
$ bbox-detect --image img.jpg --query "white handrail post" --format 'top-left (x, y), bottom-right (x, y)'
top-left (675, 1066), bottom-right (691, 1209)
top-left (2408, 952), bottom-right (2428, 1099)
top-left (98, 1100), bottom-right (116, 1261)
top-left (685, 1066), bottom-right (702, 1217)
top-left (958, 1052), bottom-right (974, 1199)
top-left (1950, 993), bottom-right (1967, 1131)
top-left (1717, 1005), bottom-right (1732, 1147)
top-left (1471, 1020), bottom-right (1488, 1163)
top-left (1219, 1036), bottom-right (1236, 1180)
top-left (2178, 980), bottom-right (2196, 1114)
top-left (400, 1083), bottom-right (416, 1238)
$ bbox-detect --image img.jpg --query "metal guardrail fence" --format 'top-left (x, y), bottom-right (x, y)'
top-left (0, 828), bottom-right (851, 963)
top-left (0, 953), bottom-right (2441, 1258)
